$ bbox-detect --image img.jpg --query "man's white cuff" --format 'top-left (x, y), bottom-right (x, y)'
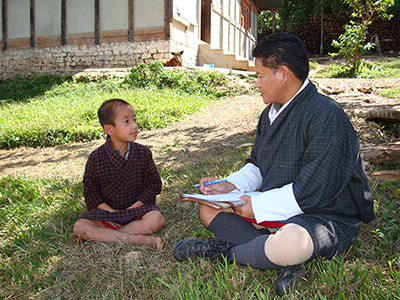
top-left (225, 163), bottom-right (262, 192)
top-left (252, 183), bottom-right (304, 222)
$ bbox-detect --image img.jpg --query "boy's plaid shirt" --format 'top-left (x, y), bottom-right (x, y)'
top-left (79, 139), bottom-right (162, 224)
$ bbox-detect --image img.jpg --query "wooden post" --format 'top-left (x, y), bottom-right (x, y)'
top-left (220, 0), bottom-right (223, 49)
top-left (320, 0), bottom-right (324, 55)
top-left (128, 0), bottom-right (134, 42)
top-left (272, 10), bottom-right (276, 34)
top-left (94, 0), bottom-right (100, 45)
top-left (61, 0), bottom-right (66, 45)
top-left (164, 0), bottom-right (172, 39)
top-left (30, 0), bottom-right (35, 48)
top-left (2, 0), bottom-right (7, 51)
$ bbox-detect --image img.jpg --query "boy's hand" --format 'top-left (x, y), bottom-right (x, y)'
top-left (199, 177), bottom-right (236, 195)
top-left (98, 203), bottom-right (118, 212)
top-left (128, 201), bottom-right (144, 209)
top-left (234, 195), bottom-right (255, 219)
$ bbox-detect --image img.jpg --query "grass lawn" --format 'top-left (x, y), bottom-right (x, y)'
top-left (0, 60), bottom-right (399, 299)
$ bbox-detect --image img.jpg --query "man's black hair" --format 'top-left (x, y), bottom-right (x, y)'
top-left (252, 32), bottom-right (309, 81)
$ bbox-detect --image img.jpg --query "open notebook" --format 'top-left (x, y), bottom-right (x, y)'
top-left (182, 191), bottom-right (262, 210)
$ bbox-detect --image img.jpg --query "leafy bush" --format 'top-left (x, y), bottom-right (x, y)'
top-left (330, 0), bottom-right (394, 77)
top-left (331, 21), bottom-right (374, 76)
top-left (125, 61), bottom-right (231, 98)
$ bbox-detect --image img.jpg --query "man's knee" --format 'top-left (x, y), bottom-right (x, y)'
top-left (199, 204), bottom-right (218, 228)
top-left (264, 223), bottom-right (314, 267)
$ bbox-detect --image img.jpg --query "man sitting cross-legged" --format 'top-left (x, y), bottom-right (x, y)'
top-left (172, 33), bottom-right (375, 296)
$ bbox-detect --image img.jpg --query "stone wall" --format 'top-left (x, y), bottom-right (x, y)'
top-left (0, 40), bottom-right (171, 79)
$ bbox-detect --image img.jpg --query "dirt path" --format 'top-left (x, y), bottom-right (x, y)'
top-left (0, 94), bottom-right (265, 180)
top-left (1, 76), bottom-right (399, 180)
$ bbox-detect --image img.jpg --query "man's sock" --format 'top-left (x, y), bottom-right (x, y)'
top-left (227, 235), bottom-right (282, 270)
top-left (208, 212), bottom-right (264, 245)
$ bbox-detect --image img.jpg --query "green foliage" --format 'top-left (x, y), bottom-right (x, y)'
top-left (258, 10), bottom-right (282, 33)
top-left (331, 21), bottom-right (374, 76)
top-left (372, 181), bottom-right (400, 257)
top-left (0, 84), bottom-right (213, 149)
top-left (124, 61), bottom-right (231, 98)
top-left (343, 0), bottom-right (394, 20)
top-left (331, 0), bottom-right (394, 76)
top-left (266, 0), bottom-right (350, 32)
top-left (1, 165), bottom-right (400, 298)
top-left (379, 86), bottom-right (400, 98)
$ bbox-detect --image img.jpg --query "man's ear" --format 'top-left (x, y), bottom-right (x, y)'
top-left (104, 124), bottom-right (114, 136)
top-left (278, 65), bottom-right (290, 82)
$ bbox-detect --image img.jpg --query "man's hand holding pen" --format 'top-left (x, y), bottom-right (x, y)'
top-left (198, 177), bottom-right (236, 195)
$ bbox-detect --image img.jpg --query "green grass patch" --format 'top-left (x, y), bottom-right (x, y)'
top-left (0, 83), bottom-right (213, 149)
top-left (1, 61), bottom-right (250, 150)
top-left (0, 176), bottom-right (85, 298)
top-left (378, 86), bottom-right (400, 98)
top-left (1, 163), bottom-right (399, 298)
top-left (0, 74), bottom-right (66, 103)
top-left (314, 58), bottom-right (400, 78)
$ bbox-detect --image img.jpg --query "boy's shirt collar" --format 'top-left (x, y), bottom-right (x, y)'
top-left (107, 137), bottom-right (131, 160)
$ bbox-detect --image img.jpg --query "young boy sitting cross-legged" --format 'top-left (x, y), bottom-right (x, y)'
top-left (71, 98), bottom-right (164, 249)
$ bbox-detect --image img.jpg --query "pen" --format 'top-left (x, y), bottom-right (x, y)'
top-left (193, 179), bottom-right (228, 187)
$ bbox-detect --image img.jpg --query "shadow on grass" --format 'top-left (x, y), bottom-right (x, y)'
top-left (0, 141), bottom-right (102, 171)
top-left (0, 74), bottom-right (68, 104)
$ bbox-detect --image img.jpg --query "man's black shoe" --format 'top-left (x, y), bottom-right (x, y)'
top-left (274, 264), bottom-right (306, 296)
top-left (172, 237), bottom-right (230, 262)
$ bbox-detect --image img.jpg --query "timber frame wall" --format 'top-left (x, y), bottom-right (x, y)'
top-left (0, 0), bottom-right (176, 78)
top-left (1, 0), bottom-right (173, 51)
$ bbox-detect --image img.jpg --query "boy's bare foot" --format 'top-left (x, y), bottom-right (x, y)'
top-left (142, 235), bottom-right (163, 249)
top-left (70, 231), bottom-right (162, 250)
top-left (154, 236), bottom-right (163, 250)
top-left (70, 233), bottom-right (89, 243)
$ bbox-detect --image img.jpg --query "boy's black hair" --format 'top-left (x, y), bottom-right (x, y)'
top-left (98, 98), bottom-right (131, 128)
top-left (252, 32), bottom-right (309, 82)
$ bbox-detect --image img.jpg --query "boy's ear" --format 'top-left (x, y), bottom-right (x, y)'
top-left (104, 124), bottom-right (114, 136)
